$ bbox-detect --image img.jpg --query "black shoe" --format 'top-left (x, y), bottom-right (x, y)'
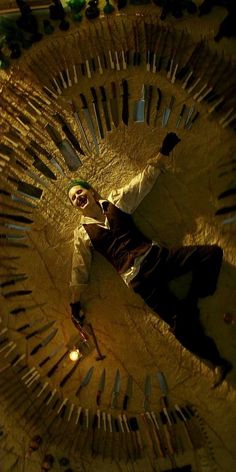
top-left (211, 359), bottom-right (232, 389)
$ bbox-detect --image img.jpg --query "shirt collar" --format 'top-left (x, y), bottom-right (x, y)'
top-left (80, 199), bottom-right (109, 224)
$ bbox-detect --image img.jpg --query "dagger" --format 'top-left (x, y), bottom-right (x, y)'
top-left (59, 357), bottom-right (81, 388)
top-left (53, 113), bottom-right (85, 156)
top-left (110, 82), bottom-right (119, 128)
top-left (68, 100), bottom-right (92, 155)
top-left (162, 95), bottom-right (175, 127)
top-left (79, 93), bottom-right (99, 155)
top-left (99, 86), bottom-right (112, 132)
top-left (30, 328), bottom-right (58, 356)
top-left (121, 79), bottom-right (129, 126)
top-left (25, 146), bottom-right (57, 181)
top-left (123, 375), bottom-right (133, 411)
top-left (45, 123), bottom-right (82, 171)
top-left (39, 342), bottom-right (64, 368)
top-left (111, 369), bottom-right (121, 409)
top-left (29, 139), bottom-right (65, 176)
top-left (90, 87), bottom-right (104, 140)
top-left (46, 349), bottom-right (69, 378)
top-left (75, 366), bottom-right (94, 397)
top-left (96, 368), bottom-right (106, 406)
top-left (25, 320), bottom-right (56, 340)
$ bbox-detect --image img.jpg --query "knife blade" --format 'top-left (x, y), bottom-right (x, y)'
top-left (134, 85), bottom-right (146, 123)
top-left (96, 368), bottom-right (106, 406)
top-left (215, 204), bottom-right (236, 216)
top-left (7, 177), bottom-right (43, 201)
top-left (3, 290), bottom-right (32, 298)
top-left (46, 349), bottom-right (69, 378)
top-left (162, 95), bottom-right (175, 127)
top-left (111, 369), bottom-right (121, 408)
top-left (39, 343), bottom-right (64, 368)
top-left (153, 87), bottom-right (162, 127)
top-left (25, 146), bottom-right (57, 181)
top-left (53, 113), bottom-right (85, 155)
top-left (29, 139), bottom-right (65, 176)
top-left (68, 100), bottom-right (92, 155)
top-left (123, 375), bottom-right (133, 411)
top-left (175, 104), bottom-right (186, 128)
top-left (30, 328), bottom-right (58, 356)
top-left (0, 275), bottom-right (28, 288)
top-left (75, 366), bottom-right (94, 397)
top-left (45, 123), bottom-right (82, 171)
top-left (121, 79), bottom-right (129, 126)
top-left (144, 375), bottom-right (151, 411)
top-left (99, 86), bottom-right (112, 132)
top-left (110, 82), bottom-right (119, 128)
top-left (26, 320), bottom-right (56, 340)
top-left (90, 87), bottom-right (104, 140)
top-left (0, 189), bottom-right (37, 209)
top-left (80, 93), bottom-right (99, 154)
top-left (218, 187), bottom-right (236, 200)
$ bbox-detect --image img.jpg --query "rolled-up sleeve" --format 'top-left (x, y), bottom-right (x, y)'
top-left (70, 226), bottom-right (93, 302)
top-left (109, 153), bottom-right (168, 214)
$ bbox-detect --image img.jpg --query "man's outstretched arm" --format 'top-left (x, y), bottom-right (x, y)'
top-left (109, 133), bottom-right (181, 214)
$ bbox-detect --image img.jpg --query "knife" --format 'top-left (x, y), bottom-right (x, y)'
top-left (162, 95), bottom-right (175, 127)
top-left (90, 87), bottom-right (104, 140)
top-left (16, 317), bottom-right (44, 332)
top-left (0, 275), bottom-right (28, 288)
top-left (29, 139), bottom-right (65, 176)
top-left (26, 320), bottom-right (56, 340)
top-left (218, 187), bottom-right (236, 200)
top-left (110, 82), bottom-right (119, 128)
top-left (3, 290), bottom-right (32, 299)
top-left (80, 93), bottom-right (99, 154)
top-left (146, 85), bottom-right (153, 126)
top-left (7, 177), bottom-right (43, 201)
top-left (53, 113), bottom-right (85, 155)
top-left (3, 223), bottom-right (31, 232)
top-left (121, 79), bottom-right (129, 126)
top-left (30, 328), bottom-right (58, 356)
top-left (46, 349), bottom-right (69, 378)
top-left (215, 204), bottom-right (236, 216)
top-left (75, 366), bottom-right (94, 397)
top-left (96, 368), bottom-right (106, 406)
top-left (25, 146), bottom-right (57, 181)
top-left (123, 375), bottom-right (133, 411)
top-left (0, 189), bottom-right (37, 209)
top-left (111, 369), bottom-right (121, 408)
top-left (99, 86), bottom-right (112, 132)
top-left (59, 357), bottom-right (81, 388)
top-left (153, 87), bottom-right (162, 128)
top-left (68, 100), bottom-right (92, 155)
top-left (175, 104), bottom-right (186, 128)
top-left (39, 343), bottom-right (64, 368)
top-left (143, 375), bottom-right (151, 411)
top-left (157, 371), bottom-right (171, 424)
top-left (45, 123), bottom-right (82, 171)
top-left (134, 85), bottom-right (146, 123)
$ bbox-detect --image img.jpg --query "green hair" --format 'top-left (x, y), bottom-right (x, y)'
top-left (68, 179), bottom-right (91, 194)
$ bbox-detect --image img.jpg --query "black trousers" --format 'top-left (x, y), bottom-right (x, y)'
top-left (130, 244), bottom-right (223, 365)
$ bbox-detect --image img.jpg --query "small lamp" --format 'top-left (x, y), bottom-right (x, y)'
top-left (69, 346), bottom-right (82, 362)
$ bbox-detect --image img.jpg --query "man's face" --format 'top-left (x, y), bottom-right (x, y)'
top-left (68, 185), bottom-right (96, 212)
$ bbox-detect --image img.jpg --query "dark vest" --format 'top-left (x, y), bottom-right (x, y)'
top-left (83, 201), bottom-right (152, 274)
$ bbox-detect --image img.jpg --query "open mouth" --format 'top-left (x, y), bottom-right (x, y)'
top-left (76, 195), bottom-right (88, 208)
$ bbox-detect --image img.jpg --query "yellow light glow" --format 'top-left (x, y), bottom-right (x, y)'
top-left (69, 348), bottom-right (81, 362)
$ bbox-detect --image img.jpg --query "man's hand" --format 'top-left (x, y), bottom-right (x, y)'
top-left (160, 132), bottom-right (181, 156)
top-left (70, 301), bottom-right (86, 326)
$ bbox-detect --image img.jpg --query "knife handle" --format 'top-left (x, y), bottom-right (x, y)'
top-left (39, 356), bottom-right (50, 367)
top-left (96, 390), bottom-right (101, 406)
top-left (80, 93), bottom-right (88, 109)
top-left (99, 86), bottom-right (106, 102)
top-left (121, 79), bottom-right (128, 96)
top-left (30, 344), bottom-right (41, 356)
top-left (17, 324), bottom-right (29, 332)
top-left (25, 330), bottom-right (37, 340)
top-left (90, 87), bottom-right (97, 102)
